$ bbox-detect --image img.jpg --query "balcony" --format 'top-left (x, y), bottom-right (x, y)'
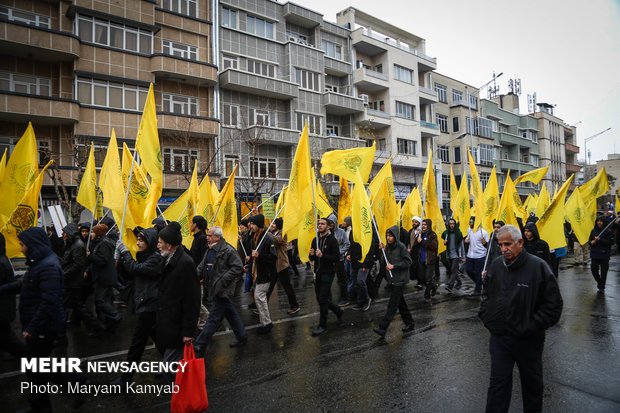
top-left (283, 3), bottom-right (322, 28)
top-left (565, 143), bottom-right (580, 154)
top-left (324, 135), bottom-right (366, 151)
top-left (324, 56), bottom-right (350, 76)
top-left (219, 69), bottom-right (298, 100)
top-left (499, 158), bottom-right (535, 173)
top-left (0, 22), bottom-right (79, 62)
top-left (420, 121), bottom-right (440, 137)
top-left (157, 113), bottom-right (219, 137)
top-left (418, 86), bottom-right (438, 104)
top-left (352, 28), bottom-right (437, 69)
top-left (353, 67), bottom-right (389, 92)
top-left (566, 163), bottom-right (582, 173)
top-left (151, 55), bottom-right (217, 86)
top-left (357, 108), bottom-right (391, 129)
top-left (0, 92), bottom-right (79, 124)
top-left (322, 92), bottom-right (364, 115)
top-left (243, 125), bottom-right (301, 146)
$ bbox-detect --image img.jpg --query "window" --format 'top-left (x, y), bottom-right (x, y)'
top-left (397, 138), bottom-right (417, 156)
top-left (394, 65), bottom-right (413, 84)
top-left (478, 143), bottom-right (494, 166)
top-left (75, 14), bottom-right (152, 54)
top-left (326, 124), bottom-right (339, 136)
top-left (321, 40), bottom-right (342, 60)
top-left (250, 108), bottom-right (275, 127)
top-left (222, 55), bottom-right (238, 69)
top-left (436, 114), bottom-right (448, 133)
top-left (162, 0), bottom-right (197, 17)
top-left (0, 72), bottom-right (50, 96)
top-left (395, 101), bottom-right (415, 120)
top-left (434, 83), bottom-right (447, 103)
top-left (0, 6), bottom-right (50, 28)
top-left (478, 117), bottom-right (493, 138)
top-left (452, 89), bottom-right (463, 105)
top-left (441, 175), bottom-right (451, 193)
top-left (479, 172), bottom-right (490, 190)
top-left (162, 40), bottom-right (197, 60)
top-left (162, 93), bottom-right (198, 115)
top-left (531, 131), bottom-right (538, 143)
top-left (297, 113), bottom-right (320, 134)
top-left (0, 138), bottom-right (50, 165)
top-left (531, 154), bottom-right (539, 167)
top-left (325, 85), bottom-right (338, 93)
top-left (466, 117), bottom-right (479, 135)
top-left (222, 104), bottom-right (238, 126)
top-left (251, 157), bottom-right (276, 178)
top-left (468, 94), bottom-right (478, 110)
top-left (222, 7), bottom-right (237, 29)
top-left (295, 69), bottom-right (320, 92)
top-left (74, 141), bottom-right (110, 167)
top-left (248, 60), bottom-right (275, 78)
top-left (454, 146), bottom-right (461, 163)
top-left (246, 15), bottom-right (274, 39)
top-left (438, 145), bottom-right (450, 162)
top-left (76, 77), bottom-right (148, 110)
top-left (452, 116), bottom-right (460, 133)
top-left (163, 147), bottom-right (198, 172)
top-left (224, 155), bottom-right (238, 176)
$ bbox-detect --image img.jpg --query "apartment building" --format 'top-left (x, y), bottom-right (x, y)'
top-left (216, 0), bottom-right (365, 197)
top-left (0, 0), bottom-right (218, 208)
top-left (335, 7), bottom-right (439, 199)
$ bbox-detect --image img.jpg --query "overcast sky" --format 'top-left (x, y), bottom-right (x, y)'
top-left (302, 0), bottom-right (620, 164)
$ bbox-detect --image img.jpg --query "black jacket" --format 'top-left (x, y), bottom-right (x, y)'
top-left (523, 222), bottom-right (551, 267)
top-left (348, 230), bottom-right (377, 271)
top-left (87, 235), bottom-right (117, 287)
top-left (119, 228), bottom-right (162, 313)
top-left (198, 238), bottom-right (244, 300)
top-left (0, 233), bottom-right (16, 324)
top-left (479, 250), bottom-right (563, 337)
top-left (61, 224), bottom-right (88, 289)
top-left (189, 230), bottom-right (208, 267)
top-left (383, 225), bottom-right (413, 286)
top-left (310, 231), bottom-right (340, 275)
top-left (589, 219), bottom-right (614, 260)
top-left (157, 247), bottom-right (201, 349)
top-left (0, 228), bottom-right (65, 336)
top-left (249, 229), bottom-right (277, 284)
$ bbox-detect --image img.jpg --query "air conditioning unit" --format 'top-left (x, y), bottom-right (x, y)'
top-left (359, 94), bottom-right (369, 105)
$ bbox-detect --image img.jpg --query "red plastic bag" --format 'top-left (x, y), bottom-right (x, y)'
top-left (171, 343), bottom-right (208, 413)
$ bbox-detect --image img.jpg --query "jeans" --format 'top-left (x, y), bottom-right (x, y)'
top-left (354, 268), bottom-right (370, 305)
top-left (591, 258), bottom-right (609, 290)
top-left (379, 284), bottom-right (413, 330)
top-left (314, 272), bottom-right (342, 328)
top-left (466, 257), bottom-right (485, 293)
top-left (447, 258), bottom-right (463, 288)
top-left (254, 283), bottom-right (272, 326)
top-left (267, 268), bottom-right (299, 308)
top-left (335, 260), bottom-right (348, 301)
top-left (486, 333), bottom-right (545, 413)
top-left (345, 260), bottom-right (355, 299)
top-left (196, 296), bottom-right (247, 345)
top-left (123, 311), bottom-right (158, 381)
top-left (421, 262), bottom-right (437, 298)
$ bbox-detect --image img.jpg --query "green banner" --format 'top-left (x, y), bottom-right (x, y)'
top-left (261, 194), bottom-right (275, 219)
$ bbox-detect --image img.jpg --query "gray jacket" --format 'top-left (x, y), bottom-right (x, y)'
top-left (198, 238), bottom-right (244, 300)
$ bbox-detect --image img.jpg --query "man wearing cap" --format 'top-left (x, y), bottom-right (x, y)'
top-left (156, 221), bottom-right (201, 381)
top-left (327, 214), bottom-right (350, 306)
top-left (247, 214), bottom-right (277, 334)
top-left (268, 218), bottom-right (300, 315)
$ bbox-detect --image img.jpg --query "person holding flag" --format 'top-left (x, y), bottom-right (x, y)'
top-left (589, 216), bottom-right (614, 294)
top-left (464, 217), bottom-right (489, 296)
top-left (247, 214), bottom-right (276, 335)
top-left (442, 218), bottom-right (466, 294)
top-left (416, 219), bottom-right (439, 303)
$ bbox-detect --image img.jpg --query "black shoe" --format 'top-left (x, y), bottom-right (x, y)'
top-left (311, 326), bottom-right (327, 336)
top-left (257, 323), bottom-right (273, 335)
top-left (248, 302), bottom-right (257, 309)
top-left (336, 309), bottom-right (344, 326)
top-left (468, 291), bottom-right (481, 297)
top-left (402, 324), bottom-right (415, 333)
top-left (455, 282), bottom-right (462, 290)
top-left (362, 298), bottom-right (372, 312)
top-left (414, 284), bottom-right (423, 291)
top-left (431, 284), bottom-right (438, 296)
top-left (373, 327), bottom-right (386, 338)
top-left (351, 303), bottom-right (363, 311)
top-left (193, 343), bottom-right (205, 356)
top-left (445, 285), bottom-right (453, 293)
top-left (337, 300), bottom-right (349, 307)
top-left (229, 337), bottom-right (248, 348)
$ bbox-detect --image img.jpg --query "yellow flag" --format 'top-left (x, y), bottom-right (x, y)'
top-left (337, 178), bottom-right (351, 225)
top-left (580, 167), bottom-right (609, 205)
top-left (535, 184), bottom-right (551, 218)
top-left (163, 189), bottom-right (189, 223)
top-left (526, 193), bottom-right (538, 217)
top-left (497, 174), bottom-right (520, 227)
top-left (351, 168), bottom-right (373, 262)
top-left (170, 161), bottom-right (200, 250)
top-left (210, 180), bottom-right (220, 201)
top-left (135, 83), bottom-right (163, 225)
top-left (371, 180), bottom-right (399, 244)
top-left (76, 143), bottom-right (98, 213)
top-left (198, 174), bottom-right (216, 224)
top-left (467, 147), bottom-right (484, 231)
top-left (368, 158), bottom-right (394, 204)
top-left (552, 183), bottom-right (559, 201)
top-left (538, 175), bottom-right (573, 250)
top-left (121, 143), bottom-right (150, 230)
top-left (274, 186), bottom-right (287, 216)
top-left (320, 141), bottom-right (376, 183)
top-left (422, 151), bottom-right (446, 254)
top-left (401, 190), bottom-right (414, 232)
top-left (480, 165), bottom-right (499, 233)
top-left (402, 188), bottom-right (423, 232)
top-left (0, 122), bottom-right (39, 228)
top-left (411, 187), bottom-right (423, 218)
top-left (282, 123), bottom-right (313, 240)
top-left (316, 179), bottom-right (330, 209)
top-left (452, 174), bottom-right (471, 235)
top-left (615, 195), bottom-right (619, 215)
top-left (565, 186), bottom-right (593, 245)
top-left (315, 179), bottom-right (334, 218)
top-left (0, 148), bottom-right (7, 183)
top-left (450, 165), bottom-right (459, 211)
top-left (514, 165), bottom-right (549, 185)
top-left (100, 130), bottom-right (125, 215)
top-left (213, 164), bottom-right (238, 247)
top-left (2, 160), bottom-right (53, 257)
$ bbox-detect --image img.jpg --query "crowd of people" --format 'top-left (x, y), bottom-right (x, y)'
top-left (0, 205), bottom-right (618, 412)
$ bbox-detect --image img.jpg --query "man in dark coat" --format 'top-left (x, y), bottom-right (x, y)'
top-left (0, 233), bottom-right (24, 358)
top-left (78, 222), bottom-right (91, 244)
top-left (589, 216), bottom-right (615, 294)
top-left (373, 225), bottom-right (414, 338)
top-left (47, 225), bottom-right (64, 257)
top-left (156, 221), bottom-right (201, 381)
top-left (61, 223), bottom-right (103, 336)
top-left (87, 224), bottom-right (121, 329)
top-left (442, 218), bottom-right (466, 293)
top-left (268, 218), bottom-right (300, 314)
top-left (309, 217), bottom-right (344, 336)
top-left (408, 217), bottom-right (423, 287)
top-left (194, 226), bottom-right (248, 354)
top-left (417, 218), bottom-right (439, 302)
top-left (189, 215), bottom-right (208, 266)
top-left (347, 228), bottom-right (377, 311)
top-left (479, 224), bottom-right (562, 413)
top-left (113, 227), bottom-right (162, 384)
top-left (523, 222), bottom-right (551, 268)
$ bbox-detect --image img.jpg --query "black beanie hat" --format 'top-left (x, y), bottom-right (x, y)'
top-left (249, 214), bottom-right (265, 228)
top-left (239, 219), bottom-right (249, 227)
top-left (274, 217), bottom-right (283, 230)
top-left (158, 221), bottom-right (183, 246)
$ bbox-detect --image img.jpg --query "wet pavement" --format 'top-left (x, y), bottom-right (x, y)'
top-left (2, 254), bottom-right (620, 412)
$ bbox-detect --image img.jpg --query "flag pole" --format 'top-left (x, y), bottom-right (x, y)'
top-left (482, 230), bottom-right (496, 273)
top-left (118, 149), bottom-right (136, 249)
top-left (86, 187), bottom-right (100, 252)
top-left (133, 166), bottom-right (167, 224)
top-left (367, 209), bottom-right (394, 280)
top-left (254, 202), bottom-right (286, 252)
top-left (240, 188), bottom-right (284, 220)
top-left (39, 192), bottom-right (47, 229)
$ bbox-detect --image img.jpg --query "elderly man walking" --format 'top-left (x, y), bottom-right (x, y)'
top-left (479, 224), bottom-right (563, 413)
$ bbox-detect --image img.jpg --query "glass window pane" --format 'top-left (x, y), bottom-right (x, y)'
top-left (79, 19), bottom-right (92, 42)
top-left (110, 25), bottom-right (123, 48)
top-left (109, 84), bottom-right (122, 108)
top-left (139, 33), bottom-right (151, 54)
top-left (95, 22), bottom-right (108, 45)
top-left (126, 31), bottom-right (137, 51)
top-left (78, 82), bottom-right (91, 103)
top-left (124, 89), bottom-right (136, 110)
top-left (94, 84), bottom-right (107, 106)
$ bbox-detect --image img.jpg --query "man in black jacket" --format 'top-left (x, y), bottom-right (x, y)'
top-left (347, 228), bottom-right (377, 311)
top-left (247, 214), bottom-right (276, 334)
top-left (523, 222), bottom-right (551, 268)
top-left (479, 224), bottom-right (563, 413)
top-left (0, 233), bottom-right (24, 358)
top-left (309, 217), bottom-right (343, 336)
top-left (156, 221), bottom-right (201, 382)
top-left (189, 215), bottom-right (208, 266)
top-left (589, 216), bottom-right (615, 294)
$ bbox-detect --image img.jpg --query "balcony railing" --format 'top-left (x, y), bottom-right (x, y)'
top-left (362, 29), bottom-right (436, 64)
top-left (565, 143), bottom-right (580, 153)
